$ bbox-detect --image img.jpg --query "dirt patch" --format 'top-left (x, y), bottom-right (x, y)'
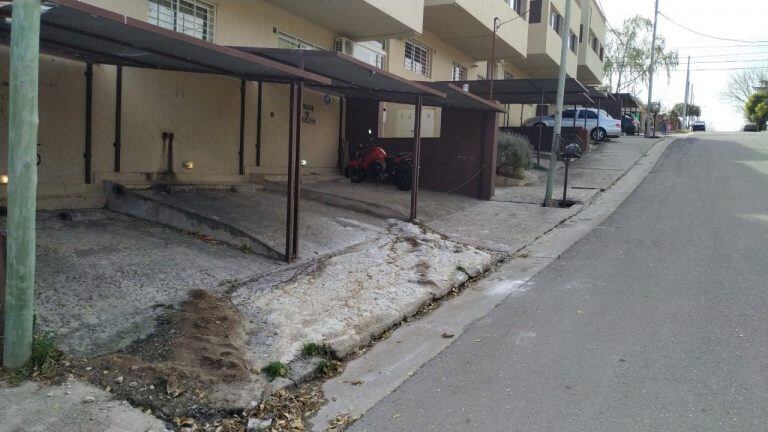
top-left (75, 289), bottom-right (261, 420)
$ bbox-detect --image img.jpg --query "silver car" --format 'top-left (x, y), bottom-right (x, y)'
top-left (523, 108), bottom-right (622, 141)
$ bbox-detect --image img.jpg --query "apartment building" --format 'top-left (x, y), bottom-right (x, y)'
top-left (0, 0), bottom-right (606, 208)
top-left (576, 0), bottom-right (606, 85)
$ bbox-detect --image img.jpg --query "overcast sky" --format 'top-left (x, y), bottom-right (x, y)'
top-left (599, 0), bottom-right (768, 130)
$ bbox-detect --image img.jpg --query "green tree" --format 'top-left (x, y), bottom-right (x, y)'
top-left (672, 102), bottom-right (701, 119)
top-left (603, 15), bottom-right (679, 93)
top-left (744, 92), bottom-right (768, 130)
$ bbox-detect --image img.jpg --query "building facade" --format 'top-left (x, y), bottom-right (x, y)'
top-left (0, 0), bottom-right (606, 208)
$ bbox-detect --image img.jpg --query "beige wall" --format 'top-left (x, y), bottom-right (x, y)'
top-left (4, 0), bottom-right (345, 208)
top-left (0, 47), bottom-right (111, 205)
top-left (387, 30), bottom-right (476, 82)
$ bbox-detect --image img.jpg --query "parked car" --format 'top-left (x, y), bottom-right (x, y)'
top-left (621, 115), bottom-right (640, 135)
top-left (523, 108), bottom-right (622, 141)
top-left (743, 123), bottom-right (759, 132)
top-left (692, 121), bottom-right (706, 132)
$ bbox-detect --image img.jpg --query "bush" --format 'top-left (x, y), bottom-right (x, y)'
top-left (496, 132), bottom-right (532, 180)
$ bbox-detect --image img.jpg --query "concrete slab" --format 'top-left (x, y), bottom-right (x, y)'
top-left (19, 210), bottom-right (279, 357)
top-left (493, 185), bottom-right (599, 205)
top-left (427, 201), bottom-right (580, 253)
top-left (230, 220), bottom-right (495, 364)
top-left (0, 379), bottom-right (169, 432)
top-left (114, 187), bottom-right (386, 260)
top-left (297, 181), bottom-right (482, 223)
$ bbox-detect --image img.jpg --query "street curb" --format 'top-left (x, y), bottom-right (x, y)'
top-left (308, 136), bottom-right (674, 431)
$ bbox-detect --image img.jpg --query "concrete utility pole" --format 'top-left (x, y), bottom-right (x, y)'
top-left (644, 0), bottom-right (660, 138)
top-left (544, 0), bottom-right (572, 205)
top-left (3, 0), bottom-right (41, 369)
top-left (682, 56), bottom-right (690, 129)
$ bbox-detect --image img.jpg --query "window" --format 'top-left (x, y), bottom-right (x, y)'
top-left (591, 34), bottom-right (599, 53)
top-left (277, 30), bottom-right (323, 50)
top-left (353, 40), bottom-right (387, 69)
top-left (506, 0), bottom-right (524, 16)
top-left (599, 45), bottom-right (605, 61)
top-left (562, 109), bottom-right (576, 119)
top-left (578, 110), bottom-right (598, 119)
top-left (550, 8), bottom-right (563, 34)
top-left (404, 40), bottom-right (431, 78)
top-left (504, 71), bottom-right (514, 80)
top-left (536, 104), bottom-right (549, 116)
top-left (579, 24), bottom-right (583, 42)
top-left (529, 0), bottom-right (542, 23)
top-left (149, 0), bottom-right (215, 41)
top-left (452, 63), bottom-right (467, 81)
top-left (569, 32), bottom-right (578, 53)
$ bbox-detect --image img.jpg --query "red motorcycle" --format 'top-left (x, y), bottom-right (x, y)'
top-left (345, 129), bottom-right (413, 191)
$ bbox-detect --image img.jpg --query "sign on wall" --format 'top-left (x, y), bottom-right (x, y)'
top-left (302, 103), bottom-right (316, 125)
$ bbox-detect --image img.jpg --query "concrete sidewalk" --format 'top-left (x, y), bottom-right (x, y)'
top-left (427, 136), bottom-right (658, 254)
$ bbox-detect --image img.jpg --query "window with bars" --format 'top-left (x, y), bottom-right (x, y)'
top-left (452, 63), bottom-right (467, 81)
top-left (549, 8), bottom-right (563, 34)
top-left (404, 40), bottom-right (431, 78)
top-left (277, 30), bottom-right (323, 50)
top-left (148, 0), bottom-right (215, 42)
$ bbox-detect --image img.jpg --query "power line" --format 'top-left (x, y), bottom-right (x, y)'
top-left (689, 58), bottom-right (768, 64)
top-left (659, 12), bottom-right (768, 44)
top-left (683, 51), bottom-right (768, 58)
top-left (666, 66), bottom-right (768, 72)
top-left (669, 44), bottom-right (768, 49)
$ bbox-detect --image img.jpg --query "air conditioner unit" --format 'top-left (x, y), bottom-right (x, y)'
top-left (334, 37), bottom-right (356, 56)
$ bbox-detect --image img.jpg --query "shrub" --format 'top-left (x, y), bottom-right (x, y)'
top-left (261, 361), bottom-right (289, 380)
top-left (496, 132), bottom-right (532, 180)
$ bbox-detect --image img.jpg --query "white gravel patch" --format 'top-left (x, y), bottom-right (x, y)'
top-left (232, 220), bottom-right (494, 364)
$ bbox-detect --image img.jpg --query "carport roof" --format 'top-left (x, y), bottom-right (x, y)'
top-left (0, 0), bottom-right (331, 84)
top-left (443, 78), bottom-right (593, 105)
top-left (234, 47), bottom-right (449, 105)
top-left (611, 93), bottom-right (642, 109)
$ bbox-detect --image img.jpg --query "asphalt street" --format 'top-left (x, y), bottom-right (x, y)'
top-left (350, 133), bottom-right (768, 432)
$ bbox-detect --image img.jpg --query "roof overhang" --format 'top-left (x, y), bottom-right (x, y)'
top-left (611, 93), bottom-right (641, 109)
top-left (443, 78), bottom-right (594, 105)
top-left (235, 47), bottom-right (453, 106)
top-left (0, 0), bottom-right (331, 84)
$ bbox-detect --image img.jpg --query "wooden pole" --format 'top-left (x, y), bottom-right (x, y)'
top-left (3, 0), bottom-right (41, 369)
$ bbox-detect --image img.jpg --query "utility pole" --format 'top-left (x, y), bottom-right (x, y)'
top-left (543, 0), bottom-right (572, 205)
top-left (644, 0), bottom-right (660, 138)
top-left (3, 0), bottom-right (41, 369)
top-left (682, 56), bottom-right (690, 129)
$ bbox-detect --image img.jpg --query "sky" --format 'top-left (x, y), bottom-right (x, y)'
top-left (599, 0), bottom-right (768, 131)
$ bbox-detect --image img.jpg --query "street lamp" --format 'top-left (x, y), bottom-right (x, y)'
top-left (487, 10), bottom-right (529, 99)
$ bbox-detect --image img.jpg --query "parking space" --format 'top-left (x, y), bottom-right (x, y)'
top-left (12, 210), bottom-right (279, 357)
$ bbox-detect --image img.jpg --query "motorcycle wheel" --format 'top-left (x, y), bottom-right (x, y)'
top-left (393, 164), bottom-right (412, 191)
top-left (349, 167), bottom-right (366, 183)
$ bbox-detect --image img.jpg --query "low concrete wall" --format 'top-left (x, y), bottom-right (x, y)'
top-left (103, 182), bottom-right (283, 259)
